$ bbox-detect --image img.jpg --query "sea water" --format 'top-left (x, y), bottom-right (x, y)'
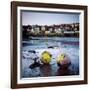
top-left (21, 37), bottom-right (79, 78)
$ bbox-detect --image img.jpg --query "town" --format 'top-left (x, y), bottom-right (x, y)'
top-left (22, 23), bottom-right (79, 38)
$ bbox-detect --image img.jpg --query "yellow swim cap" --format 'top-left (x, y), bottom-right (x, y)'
top-left (41, 51), bottom-right (52, 64)
top-left (57, 54), bottom-right (65, 63)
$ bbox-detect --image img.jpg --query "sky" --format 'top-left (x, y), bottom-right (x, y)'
top-left (22, 11), bottom-right (80, 25)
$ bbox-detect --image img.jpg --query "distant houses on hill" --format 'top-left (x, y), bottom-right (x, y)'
top-left (22, 23), bottom-right (79, 38)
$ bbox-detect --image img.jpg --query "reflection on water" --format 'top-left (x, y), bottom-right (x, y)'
top-left (40, 64), bottom-right (52, 77)
top-left (21, 37), bottom-right (79, 78)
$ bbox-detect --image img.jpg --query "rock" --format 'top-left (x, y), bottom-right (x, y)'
top-left (48, 46), bottom-right (54, 48)
top-left (29, 61), bottom-right (41, 69)
top-left (28, 50), bottom-right (36, 53)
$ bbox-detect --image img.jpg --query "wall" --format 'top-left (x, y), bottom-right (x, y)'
top-left (0, 0), bottom-right (89, 90)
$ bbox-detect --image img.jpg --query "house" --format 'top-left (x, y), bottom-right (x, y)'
top-left (41, 26), bottom-right (45, 31)
top-left (30, 28), bottom-right (35, 34)
top-left (33, 25), bottom-right (40, 34)
top-left (45, 31), bottom-right (51, 35)
top-left (64, 30), bottom-right (74, 34)
top-left (55, 28), bottom-right (62, 34)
